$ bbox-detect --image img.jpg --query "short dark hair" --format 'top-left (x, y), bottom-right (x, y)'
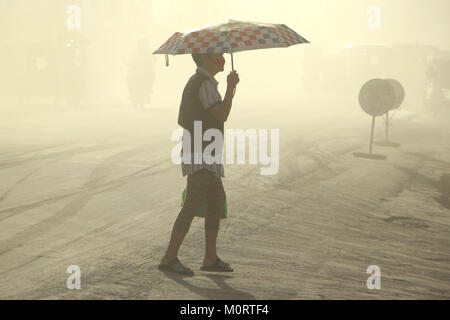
top-left (192, 54), bottom-right (203, 67)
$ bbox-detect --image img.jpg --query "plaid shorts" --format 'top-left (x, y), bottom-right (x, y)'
top-left (174, 169), bottom-right (226, 233)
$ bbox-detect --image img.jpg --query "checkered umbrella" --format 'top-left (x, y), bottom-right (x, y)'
top-left (153, 19), bottom-right (310, 69)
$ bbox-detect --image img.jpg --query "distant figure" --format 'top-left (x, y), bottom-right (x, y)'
top-left (56, 32), bottom-right (89, 107)
top-left (426, 58), bottom-right (450, 111)
top-left (158, 53), bottom-right (239, 275)
top-left (126, 36), bottom-right (155, 109)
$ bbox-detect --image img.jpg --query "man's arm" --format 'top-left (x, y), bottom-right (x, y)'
top-left (208, 85), bottom-right (234, 122)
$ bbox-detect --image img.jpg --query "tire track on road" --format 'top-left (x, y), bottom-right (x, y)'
top-left (0, 140), bottom-right (111, 170)
top-left (0, 147), bottom-right (171, 221)
top-left (0, 142), bottom-right (113, 205)
top-left (0, 145), bottom-right (155, 257)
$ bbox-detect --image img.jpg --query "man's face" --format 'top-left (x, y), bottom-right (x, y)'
top-left (205, 53), bottom-right (225, 73)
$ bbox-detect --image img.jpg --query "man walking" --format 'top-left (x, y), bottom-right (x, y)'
top-left (159, 53), bottom-right (240, 275)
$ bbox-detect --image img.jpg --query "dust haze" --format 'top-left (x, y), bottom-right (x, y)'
top-left (0, 0), bottom-right (449, 299)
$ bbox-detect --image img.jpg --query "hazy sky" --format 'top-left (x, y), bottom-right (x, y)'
top-left (1, 0), bottom-right (449, 107)
top-left (151, 0), bottom-right (450, 50)
top-left (1, 0), bottom-right (449, 48)
top-left (148, 0), bottom-right (450, 106)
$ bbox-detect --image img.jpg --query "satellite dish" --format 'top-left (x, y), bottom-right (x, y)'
top-left (359, 79), bottom-right (396, 116)
top-left (385, 78), bottom-right (405, 110)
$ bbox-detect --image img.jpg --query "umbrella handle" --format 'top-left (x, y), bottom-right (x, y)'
top-left (231, 53), bottom-right (236, 97)
top-left (231, 53), bottom-right (234, 71)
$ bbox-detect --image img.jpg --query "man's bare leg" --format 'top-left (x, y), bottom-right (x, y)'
top-left (160, 226), bottom-right (189, 265)
top-left (203, 226), bottom-right (219, 266)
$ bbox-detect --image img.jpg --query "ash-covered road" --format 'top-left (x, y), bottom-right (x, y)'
top-left (0, 102), bottom-right (449, 299)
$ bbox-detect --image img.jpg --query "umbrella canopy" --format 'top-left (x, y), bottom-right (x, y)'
top-left (153, 19), bottom-right (309, 66)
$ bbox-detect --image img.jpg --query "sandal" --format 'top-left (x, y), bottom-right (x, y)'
top-left (158, 257), bottom-right (194, 276)
top-left (200, 257), bottom-right (233, 272)
top-left (216, 256), bottom-right (230, 267)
